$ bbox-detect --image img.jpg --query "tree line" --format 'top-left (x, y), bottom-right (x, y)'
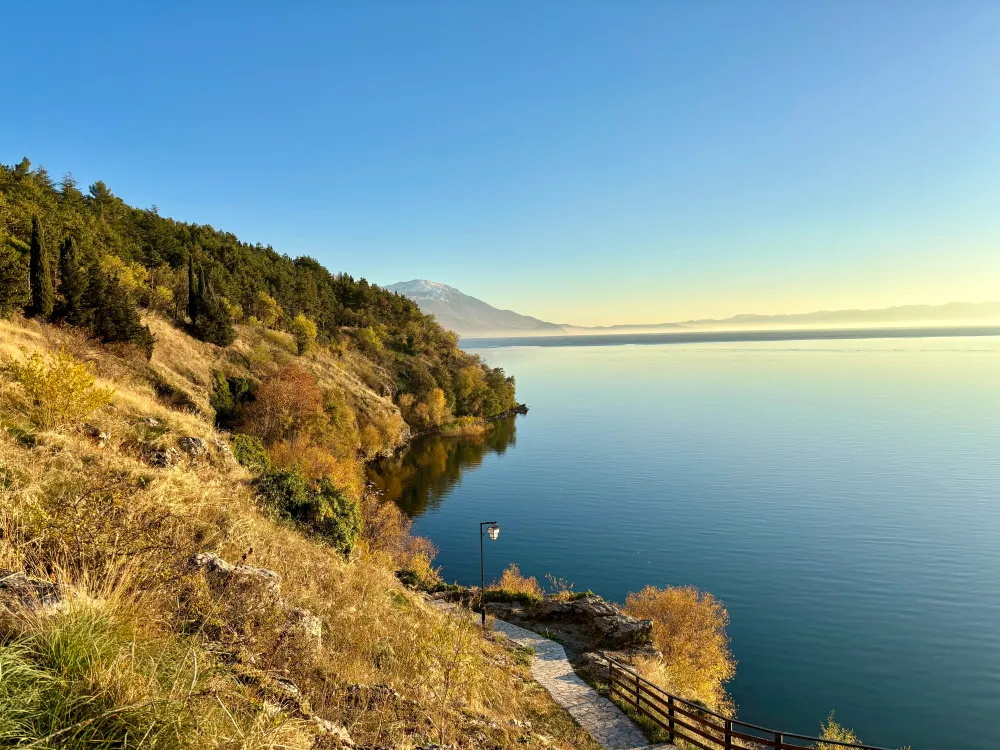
top-left (0, 157), bottom-right (516, 422)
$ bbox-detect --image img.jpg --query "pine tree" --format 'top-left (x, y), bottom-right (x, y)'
top-left (27, 216), bottom-right (54, 318)
top-left (55, 236), bottom-right (86, 325)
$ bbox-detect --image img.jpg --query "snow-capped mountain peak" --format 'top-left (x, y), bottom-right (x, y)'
top-left (388, 279), bottom-right (461, 302)
top-left (385, 280), bottom-right (564, 337)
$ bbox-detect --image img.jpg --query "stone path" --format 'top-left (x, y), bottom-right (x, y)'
top-left (430, 599), bottom-right (672, 750)
top-left (490, 617), bottom-right (674, 750)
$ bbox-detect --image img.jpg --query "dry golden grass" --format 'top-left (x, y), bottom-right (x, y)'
top-left (491, 563), bottom-right (544, 599)
top-left (0, 315), bottom-right (599, 749)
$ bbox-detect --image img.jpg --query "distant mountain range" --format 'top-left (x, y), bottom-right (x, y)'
top-left (386, 280), bottom-right (1000, 337)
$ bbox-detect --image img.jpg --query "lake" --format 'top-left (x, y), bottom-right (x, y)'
top-left (370, 333), bottom-right (1000, 749)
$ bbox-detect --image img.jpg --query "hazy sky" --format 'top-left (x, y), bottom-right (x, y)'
top-left (3, 2), bottom-right (999, 326)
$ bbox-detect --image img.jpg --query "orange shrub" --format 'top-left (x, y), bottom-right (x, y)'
top-left (269, 436), bottom-right (364, 498)
top-left (239, 365), bottom-right (323, 444)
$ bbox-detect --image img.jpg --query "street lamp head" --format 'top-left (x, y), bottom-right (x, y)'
top-left (487, 523), bottom-right (500, 541)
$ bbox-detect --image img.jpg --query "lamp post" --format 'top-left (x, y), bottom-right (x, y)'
top-left (479, 521), bottom-right (500, 627)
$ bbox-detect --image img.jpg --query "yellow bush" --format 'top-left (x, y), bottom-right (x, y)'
top-left (291, 313), bottom-right (318, 356)
top-left (492, 563), bottom-right (544, 598)
top-left (252, 290), bottom-right (283, 328)
top-left (148, 285), bottom-right (174, 314)
top-left (221, 297), bottom-right (244, 323)
top-left (99, 254), bottom-right (149, 299)
top-left (624, 585), bottom-right (735, 714)
top-left (4, 348), bottom-right (115, 428)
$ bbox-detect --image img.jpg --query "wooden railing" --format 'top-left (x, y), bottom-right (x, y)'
top-left (606, 657), bottom-right (893, 750)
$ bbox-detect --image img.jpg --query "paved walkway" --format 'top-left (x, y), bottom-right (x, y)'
top-left (430, 599), bottom-right (672, 750)
top-left (490, 618), bottom-right (673, 750)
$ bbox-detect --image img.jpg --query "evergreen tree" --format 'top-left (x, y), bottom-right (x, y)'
top-left (0, 230), bottom-right (29, 318)
top-left (82, 265), bottom-right (107, 330)
top-left (90, 273), bottom-right (155, 359)
top-left (187, 253), bottom-right (198, 321)
top-left (27, 216), bottom-right (54, 318)
top-left (186, 262), bottom-right (235, 346)
top-left (55, 236), bottom-right (86, 325)
top-left (192, 285), bottom-right (236, 346)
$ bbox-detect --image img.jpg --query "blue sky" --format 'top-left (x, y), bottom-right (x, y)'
top-left (3, 2), bottom-right (999, 325)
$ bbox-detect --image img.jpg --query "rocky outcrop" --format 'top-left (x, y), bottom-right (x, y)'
top-left (141, 442), bottom-right (181, 468)
top-left (0, 570), bottom-right (63, 611)
top-left (213, 438), bottom-right (235, 464)
top-left (289, 606), bottom-right (323, 647)
top-left (189, 551), bottom-right (281, 599)
top-left (178, 436), bottom-right (209, 458)
top-left (485, 595), bottom-right (653, 659)
top-left (485, 403), bottom-right (529, 422)
top-left (488, 595), bottom-right (651, 649)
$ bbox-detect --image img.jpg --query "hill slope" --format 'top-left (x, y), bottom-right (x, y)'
top-left (0, 313), bottom-right (598, 750)
top-left (387, 280), bottom-right (565, 336)
top-left (0, 157), bottom-right (517, 428)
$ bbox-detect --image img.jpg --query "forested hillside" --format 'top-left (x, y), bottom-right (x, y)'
top-left (0, 157), bottom-right (516, 426)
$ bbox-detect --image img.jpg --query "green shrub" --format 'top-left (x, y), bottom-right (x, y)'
top-left (209, 370), bottom-right (233, 416)
top-left (211, 373), bottom-right (255, 428)
top-left (253, 468), bottom-right (361, 554)
top-left (230, 433), bottom-right (271, 473)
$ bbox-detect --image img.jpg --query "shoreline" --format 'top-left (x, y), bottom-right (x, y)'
top-left (463, 324), bottom-right (1000, 349)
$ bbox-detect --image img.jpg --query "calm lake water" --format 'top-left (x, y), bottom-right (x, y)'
top-left (370, 335), bottom-right (1000, 750)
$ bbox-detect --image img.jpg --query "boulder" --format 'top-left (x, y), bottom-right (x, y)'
top-left (213, 438), bottom-right (235, 464)
top-left (0, 570), bottom-right (63, 611)
top-left (178, 436), bottom-right (209, 457)
top-left (189, 551), bottom-right (281, 598)
top-left (146, 445), bottom-right (181, 468)
top-left (141, 417), bottom-right (161, 427)
top-left (288, 606), bottom-right (323, 647)
top-left (313, 717), bottom-right (354, 747)
top-left (83, 423), bottom-right (110, 445)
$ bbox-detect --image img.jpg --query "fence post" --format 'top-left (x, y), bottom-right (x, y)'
top-left (634, 671), bottom-right (640, 710)
top-left (667, 695), bottom-right (675, 741)
top-left (607, 658), bottom-right (612, 689)
top-left (724, 719), bottom-right (732, 750)
top-left (774, 732), bottom-right (783, 750)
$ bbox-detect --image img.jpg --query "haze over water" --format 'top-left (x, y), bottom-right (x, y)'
top-left (372, 334), bottom-right (1000, 750)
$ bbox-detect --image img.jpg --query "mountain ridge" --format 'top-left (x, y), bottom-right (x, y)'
top-left (387, 279), bottom-right (1000, 336)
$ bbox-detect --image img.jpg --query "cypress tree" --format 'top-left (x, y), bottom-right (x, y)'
top-left (82, 264), bottom-right (107, 331)
top-left (187, 254), bottom-right (198, 321)
top-left (0, 231), bottom-right (29, 318)
top-left (27, 216), bottom-right (54, 318)
top-left (55, 236), bottom-right (86, 325)
top-left (192, 270), bottom-right (236, 347)
top-left (194, 295), bottom-right (236, 346)
top-left (89, 273), bottom-right (155, 359)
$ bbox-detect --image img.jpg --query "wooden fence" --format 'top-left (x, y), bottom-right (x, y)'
top-left (606, 657), bottom-right (893, 750)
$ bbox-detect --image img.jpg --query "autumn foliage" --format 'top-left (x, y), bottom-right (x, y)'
top-left (624, 585), bottom-right (736, 714)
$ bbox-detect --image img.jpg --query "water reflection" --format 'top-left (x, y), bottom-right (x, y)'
top-left (368, 416), bottom-right (518, 517)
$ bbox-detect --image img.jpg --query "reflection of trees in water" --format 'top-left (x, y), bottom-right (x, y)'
top-left (368, 416), bottom-right (517, 517)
